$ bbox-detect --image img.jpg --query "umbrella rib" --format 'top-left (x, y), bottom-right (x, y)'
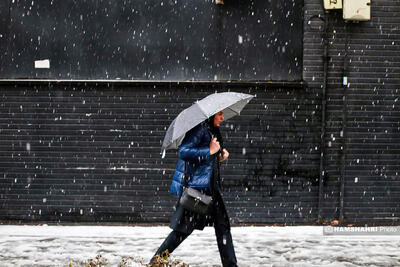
top-left (226, 106), bottom-right (240, 115)
top-left (196, 103), bottom-right (212, 117)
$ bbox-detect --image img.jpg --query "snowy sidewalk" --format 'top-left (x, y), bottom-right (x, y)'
top-left (0, 225), bottom-right (399, 267)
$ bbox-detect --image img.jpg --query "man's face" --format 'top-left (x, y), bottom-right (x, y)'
top-left (213, 110), bottom-right (224, 127)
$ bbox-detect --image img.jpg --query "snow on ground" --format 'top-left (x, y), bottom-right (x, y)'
top-left (0, 225), bottom-right (399, 267)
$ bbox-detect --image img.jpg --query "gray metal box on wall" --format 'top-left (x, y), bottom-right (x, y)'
top-left (343, 0), bottom-right (371, 21)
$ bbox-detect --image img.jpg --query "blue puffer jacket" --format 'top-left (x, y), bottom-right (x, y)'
top-left (169, 123), bottom-right (214, 196)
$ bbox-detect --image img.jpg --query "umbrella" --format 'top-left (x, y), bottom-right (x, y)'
top-left (162, 92), bottom-right (255, 151)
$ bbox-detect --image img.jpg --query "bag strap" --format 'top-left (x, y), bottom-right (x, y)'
top-left (182, 161), bottom-right (189, 188)
top-left (205, 125), bottom-right (223, 192)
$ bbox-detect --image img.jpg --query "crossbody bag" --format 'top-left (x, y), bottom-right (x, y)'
top-left (179, 161), bottom-right (213, 215)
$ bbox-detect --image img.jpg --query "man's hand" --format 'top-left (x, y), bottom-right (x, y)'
top-left (218, 148), bottom-right (229, 162)
top-left (209, 138), bottom-right (220, 155)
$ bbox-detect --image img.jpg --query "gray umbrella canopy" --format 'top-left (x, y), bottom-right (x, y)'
top-left (162, 92), bottom-right (255, 150)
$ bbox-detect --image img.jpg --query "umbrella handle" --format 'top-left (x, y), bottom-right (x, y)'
top-left (208, 129), bottom-right (223, 156)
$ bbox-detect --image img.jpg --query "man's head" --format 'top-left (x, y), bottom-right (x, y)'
top-left (213, 110), bottom-right (224, 127)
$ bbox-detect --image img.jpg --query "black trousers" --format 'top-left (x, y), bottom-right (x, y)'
top-left (151, 228), bottom-right (237, 267)
top-left (151, 197), bottom-right (238, 267)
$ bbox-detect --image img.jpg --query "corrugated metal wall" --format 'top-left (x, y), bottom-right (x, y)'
top-left (304, 0), bottom-right (400, 224)
top-left (1, 0), bottom-right (400, 225)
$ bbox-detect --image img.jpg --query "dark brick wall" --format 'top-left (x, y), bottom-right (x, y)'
top-left (0, 83), bottom-right (321, 224)
top-left (304, 0), bottom-right (400, 224)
